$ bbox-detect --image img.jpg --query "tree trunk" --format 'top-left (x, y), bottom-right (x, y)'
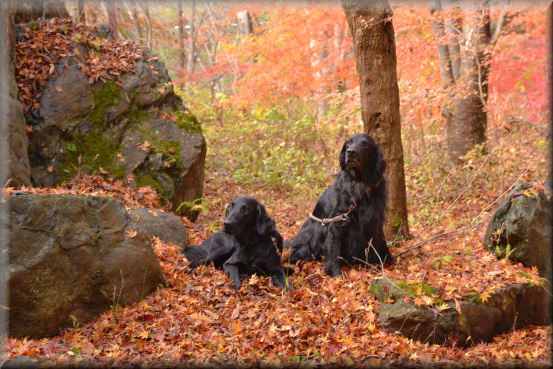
top-left (187, 0), bottom-right (196, 74)
top-left (430, 0), bottom-right (492, 160)
top-left (177, 0), bottom-right (186, 83)
top-left (140, 0), bottom-right (152, 49)
top-left (342, 0), bottom-right (410, 239)
top-left (237, 10), bottom-right (253, 35)
top-left (14, 0), bottom-right (69, 23)
top-left (103, 0), bottom-right (119, 39)
top-left (128, 0), bottom-right (144, 42)
top-left (77, 0), bottom-right (84, 22)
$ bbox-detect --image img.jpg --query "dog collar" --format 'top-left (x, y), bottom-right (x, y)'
top-left (367, 179), bottom-right (382, 192)
top-left (309, 204), bottom-right (356, 226)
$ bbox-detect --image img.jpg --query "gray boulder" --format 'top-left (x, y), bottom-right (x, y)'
top-left (483, 182), bottom-right (551, 282)
top-left (2, 193), bottom-right (165, 338)
top-left (128, 208), bottom-right (187, 250)
top-left (4, 64), bottom-right (31, 188)
top-left (21, 23), bottom-right (206, 220)
top-left (372, 278), bottom-right (547, 347)
top-left (2, 4), bottom-right (31, 187)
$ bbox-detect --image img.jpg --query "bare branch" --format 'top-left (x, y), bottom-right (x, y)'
top-left (490, 1), bottom-right (508, 51)
top-left (430, 0), bottom-right (455, 87)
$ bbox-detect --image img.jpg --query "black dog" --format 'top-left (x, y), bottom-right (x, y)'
top-left (182, 196), bottom-right (292, 290)
top-left (288, 133), bottom-right (393, 277)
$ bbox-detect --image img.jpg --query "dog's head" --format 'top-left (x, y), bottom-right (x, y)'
top-left (223, 196), bottom-right (276, 239)
top-left (339, 133), bottom-right (386, 185)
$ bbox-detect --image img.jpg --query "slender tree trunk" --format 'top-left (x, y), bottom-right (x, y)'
top-left (342, 0), bottom-right (410, 239)
top-left (430, 0), bottom-right (492, 160)
top-left (187, 0), bottom-right (196, 74)
top-left (237, 10), bottom-right (253, 35)
top-left (177, 0), bottom-right (186, 84)
top-left (14, 0), bottom-right (68, 23)
top-left (76, 0), bottom-right (85, 23)
top-left (103, 1), bottom-right (119, 39)
top-left (140, 0), bottom-right (152, 49)
top-left (128, 0), bottom-right (144, 42)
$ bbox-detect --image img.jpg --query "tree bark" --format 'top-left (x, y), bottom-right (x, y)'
top-left (430, 0), bottom-right (492, 160)
top-left (237, 10), bottom-right (253, 35)
top-left (139, 0), bottom-right (152, 49)
top-left (342, 0), bottom-right (410, 239)
top-left (128, 0), bottom-right (144, 42)
top-left (14, 0), bottom-right (69, 23)
top-left (177, 0), bottom-right (186, 79)
top-left (77, 0), bottom-right (84, 23)
top-left (187, 0), bottom-right (196, 74)
top-left (103, 0), bottom-right (119, 39)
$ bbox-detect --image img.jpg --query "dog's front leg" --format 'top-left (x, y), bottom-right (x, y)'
top-left (324, 225), bottom-right (344, 277)
top-left (223, 254), bottom-right (242, 290)
top-left (271, 269), bottom-right (293, 291)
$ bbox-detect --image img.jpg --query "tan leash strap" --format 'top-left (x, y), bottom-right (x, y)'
top-left (309, 204), bottom-right (356, 226)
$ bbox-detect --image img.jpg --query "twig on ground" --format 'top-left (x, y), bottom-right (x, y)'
top-left (400, 149), bottom-right (544, 257)
top-left (396, 230), bottom-right (459, 257)
top-left (351, 240), bottom-right (413, 299)
top-left (414, 146), bottom-right (497, 240)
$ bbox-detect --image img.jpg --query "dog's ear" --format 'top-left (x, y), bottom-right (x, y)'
top-left (339, 140), bottom-right (348, 170)
top-left (225, 203), bottom-right (230, 216)
top-left (274, 231), bottom-right (283, 253)
top-left (365, 141), bottom-right (386, 185)
top-left (256, 203), bottom-right (275, 236)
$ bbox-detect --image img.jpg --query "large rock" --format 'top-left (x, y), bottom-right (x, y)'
top-left (483, 182), bottom-right (551, 282)
top-left (2, 193), bottom-right (165, 338)
top-left (128, 208), bottom-right (187, 250)
top-left (372, 278), bottom-right (547, 347)
top-left (21, 24), bottom-right (206, 220)
top-left (2, 3), bottom-right (31, 187)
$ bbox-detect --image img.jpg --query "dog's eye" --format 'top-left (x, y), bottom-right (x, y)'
top-left (240, 207), bottom-right (250, 214)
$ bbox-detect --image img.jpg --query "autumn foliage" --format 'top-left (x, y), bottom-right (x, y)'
top-left (15, 18), bottom-right (145, 116)
top-left (3, 1), bottom-right (551, 367)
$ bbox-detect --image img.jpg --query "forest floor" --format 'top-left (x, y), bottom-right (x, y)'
top-left (3, 121), bottom-right (551, 368)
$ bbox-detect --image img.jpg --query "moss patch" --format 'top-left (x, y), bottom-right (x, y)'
top-left (171, 108), bottom-right (202, 134)
top-left (371, 277), bottom-right (443, 304)
top-left (88, 80), bottom-right (123, 127)
top-left (135, 173), bottom-right (164, 194)
top-left (133, 122), bottom-right (185, 173)
top-left (132, 123), bottom-right (184, 205)
top-left (58, 130), bottom-right (125, 183)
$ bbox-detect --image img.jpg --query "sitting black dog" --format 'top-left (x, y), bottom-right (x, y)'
top-left (288, 133), bottom-right (393, 277)
top-left (182, 196), bottom-right (292, 290)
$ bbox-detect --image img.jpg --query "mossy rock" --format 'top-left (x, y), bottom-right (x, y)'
top-left (5, 194), bottom-right (165, 338)
top-left (377, 282), bottom-right (547, 347)
top-left (370, 277), bottom-right (441, 303)
top-left (26, 46), bottom-right (206, 220)
top-left (483, 182), bottom-right (551, 281)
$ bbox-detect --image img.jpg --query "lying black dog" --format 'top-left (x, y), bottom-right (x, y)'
top-left (288, 133), bottom-right (393, 277)
top-left (182, 196), bottom-right (291, 290)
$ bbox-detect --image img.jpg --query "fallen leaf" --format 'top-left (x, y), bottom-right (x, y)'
top-left (480, 291), bottom-right (492, 303)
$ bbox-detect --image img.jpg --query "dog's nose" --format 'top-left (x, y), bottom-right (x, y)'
top-left (346, 148), bottom-right (356, 155)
